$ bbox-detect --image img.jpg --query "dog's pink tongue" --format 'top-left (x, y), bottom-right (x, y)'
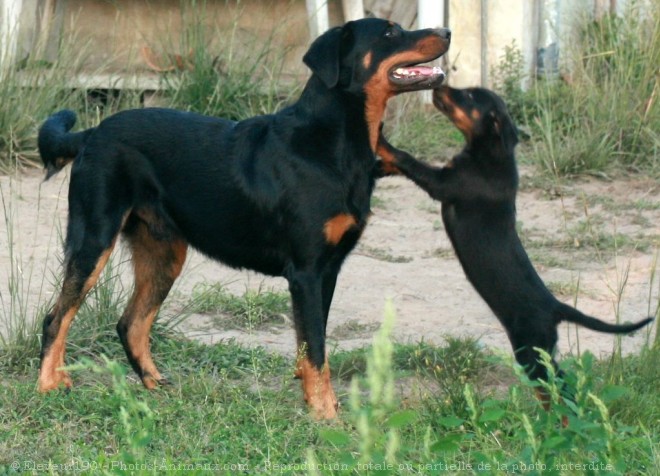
top-left (393, 66), bottom-right (444, 78)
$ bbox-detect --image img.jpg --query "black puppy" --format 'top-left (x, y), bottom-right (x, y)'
top-left (378, 86), bottom-right (653, 401)
top-left (36, 18), bottom-right (451, 419)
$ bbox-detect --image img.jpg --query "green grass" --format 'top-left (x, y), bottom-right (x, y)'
top-left (1, 5), bottom-right (659, 474)
top-left (383, 95), bottom-right (463, 163)
top-left (2, 4), bottom-right (658, 179)
top-left (159, 0), bottom-right (298, 119)
top-left (187, 282), bottom-right (291, 330)
top-left (493, 3), bottom-right (660, 178)
top-left (2, 308), bottom-right (657, 474)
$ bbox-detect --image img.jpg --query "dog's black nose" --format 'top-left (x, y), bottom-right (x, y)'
top-left (438, 28), bottom-right (451, 42)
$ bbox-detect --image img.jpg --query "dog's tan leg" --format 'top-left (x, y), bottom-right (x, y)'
top-left (534, 388), bottom-right (569, 428)
top-left (300, 355), bottom-right (338, 419)
top-left (38, 246), bottom-right (115, 392)
top-left (117, 223), bottom-right (187, 389)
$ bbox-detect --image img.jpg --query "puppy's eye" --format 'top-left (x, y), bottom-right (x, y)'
top-left (384, 27), bottom-right (401, 38)
top-left (467, 92), bottom-right (474, 100)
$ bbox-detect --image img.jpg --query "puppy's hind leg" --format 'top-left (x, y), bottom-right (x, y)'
top-left (512, 331), bottom-right (571, 426)
top-left (117, 218), bottom-right (187, 389)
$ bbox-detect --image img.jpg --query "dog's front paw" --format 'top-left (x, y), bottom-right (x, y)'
top-left (374, 159), bottom-right (401, 177)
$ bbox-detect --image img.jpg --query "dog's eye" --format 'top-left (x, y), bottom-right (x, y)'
top-left (384, 27), bottom-right (401, 39)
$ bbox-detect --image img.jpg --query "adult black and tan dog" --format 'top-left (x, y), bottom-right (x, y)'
top-left (36, 18), bottom-right (451, 419)
top-left (378, 86), bottom-right (653, 403)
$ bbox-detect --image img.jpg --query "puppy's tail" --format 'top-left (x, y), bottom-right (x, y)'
top-left (38, 110), bottom-right (94, 180)
top-left (557, 303), bottom-right (654, 334)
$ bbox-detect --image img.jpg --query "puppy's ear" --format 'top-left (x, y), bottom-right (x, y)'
top-left (490, 111), bottom-right (501, 136)
top-left (303, 26), bottom-right (345, 88)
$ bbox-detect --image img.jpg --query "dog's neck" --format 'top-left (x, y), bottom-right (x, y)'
top-left (297, 76), bottom-right (375, 154)
top-left (464, 136), bottom-right (515, 165)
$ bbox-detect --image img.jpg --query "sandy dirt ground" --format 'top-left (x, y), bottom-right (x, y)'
top-left (1, 166), bottom-right (658, 363)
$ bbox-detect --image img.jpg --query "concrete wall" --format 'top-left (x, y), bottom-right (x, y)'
top-left (59, 0), bottom-right (331, 76)
top-left (447, 0), bottom-right (541, 88)
top-left (4, 0), bottom-right (637, 89)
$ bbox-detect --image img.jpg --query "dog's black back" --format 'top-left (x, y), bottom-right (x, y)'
top-left (36, 18), bottom-right (451, 419)
top-left (379, 86), bottom-right (653, 382)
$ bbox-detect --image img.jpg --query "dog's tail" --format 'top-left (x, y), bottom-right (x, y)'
top-left (38, 110), bottom-right (94, 180)
top-left (557, 302), bottom-right (654, 334)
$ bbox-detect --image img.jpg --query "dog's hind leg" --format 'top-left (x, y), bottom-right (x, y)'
top-left (512, 330), bottom-right (570, 425)
top-left (38, 223), bottom-right (121, 392)
top-left (117, 219), bottom-right (187, 389)
top-left (289, 269), bottom-right (338, 419)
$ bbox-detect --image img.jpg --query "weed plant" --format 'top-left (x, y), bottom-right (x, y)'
top-left (0, 176), bottom-right (58, 371)
top-left (493, 2), bottom-right (660, 176)
top-left (160, 1), bottom-right (297, 119)
top-left (311, 307), bottom-right (658, 475)
top-left (0, 31), bottom-right (84, 172)
top-left (1, 303), bottom-right (657, 473)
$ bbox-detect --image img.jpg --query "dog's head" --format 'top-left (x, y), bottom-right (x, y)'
top-left (304, 18), bottom-right (450, 150)
top-left (433, 86), bottom-right (518, 153)
top-left (303, 18), bottom-right (450, 95)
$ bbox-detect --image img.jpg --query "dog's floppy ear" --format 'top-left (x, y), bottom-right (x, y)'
top-left (303, 25), bottom-right (347, 88)
top-left (490, 111), bottom-right (501, 136)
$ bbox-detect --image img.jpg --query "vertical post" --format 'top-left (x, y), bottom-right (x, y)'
top-left (418, 0), bottom-right (445, 102)
top-left (0, 0), bottom-right (24, 75)
top-left (342, 0), bottom-right (364, 21)
top-left (306, 0), bottom-right (329, 39)
top-left (418, 0), bottom-right (445, 29)
top-left (480, 0), bottom-right (488, 87)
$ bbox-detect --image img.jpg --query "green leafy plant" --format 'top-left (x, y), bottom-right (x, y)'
top-left (527, 4), bottom-right (660, 176)
top-left (491, 40), bottom-right (532, 125)
top-left (65, 356), bottom-right (155, 466)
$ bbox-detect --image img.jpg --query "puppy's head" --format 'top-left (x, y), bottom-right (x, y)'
top-left (433, 86), bottom-right (518, 152)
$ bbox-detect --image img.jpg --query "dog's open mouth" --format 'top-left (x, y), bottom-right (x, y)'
top-left (390, 64), bottom-right (445, 88)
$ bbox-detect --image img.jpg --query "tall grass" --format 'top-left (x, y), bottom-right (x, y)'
top-left (309, 305), bottom-right (658, 474)
top-left (0, 23), bottom-right (147, 173)
top-left (0, 2), bottom-right (295, 172)
top-left (494, 2), bottom-right (660, 176)
top-left (0, 179), bottom-right (43, 368)
top-left (0, 28), bottom-right (84, 173)
top-left (159, 0), bottom-right (298, 119)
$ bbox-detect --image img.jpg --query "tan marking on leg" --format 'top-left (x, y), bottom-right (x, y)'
top-left (120, 228), bottom-right (187, 389)
top-left (38, 307), bottom-right (78, 392)
top-left (375, 138), bottom-right (402, 175)
top-left (81, 248), bottom-right (114, 296)
top-left (534, 388), bottom-right (552, 411)
top-left (323, 214), bottom-right (357, 245)
top-left (126, 306), bottom-right (162, 389)
top-left (38, 247), bottom-right (115, 392)
top-left (300, 356), bottom-right (338, 419)
top-left (535, 388), bottom-right (569, 427)
top-left (293, 340), bottom-right (308, 379)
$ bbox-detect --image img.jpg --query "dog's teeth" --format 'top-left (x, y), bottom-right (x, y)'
top-left (433, 66), bottom-right (445, 75)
